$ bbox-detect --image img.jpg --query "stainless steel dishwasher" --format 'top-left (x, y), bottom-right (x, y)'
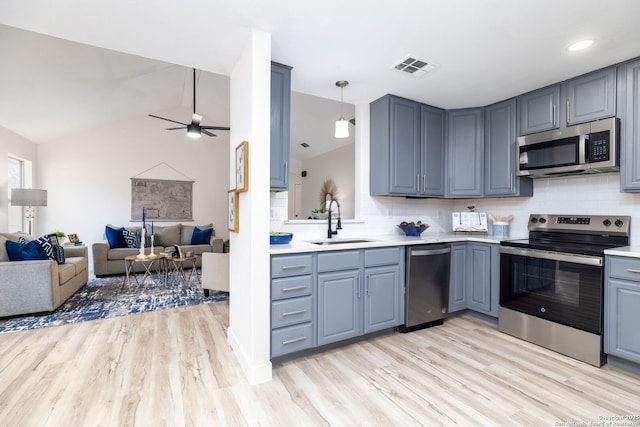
top-left (400, 244), bottom-right (451, 332)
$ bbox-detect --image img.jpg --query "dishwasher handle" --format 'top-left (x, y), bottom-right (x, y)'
top-left (410, 247), bottom-right (451, 256)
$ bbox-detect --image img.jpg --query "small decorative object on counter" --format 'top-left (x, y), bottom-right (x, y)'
top-left (270, 232), bottom-right (294, 244)
top-left (489, 214), bottom-right (513, 238)
top-left (311, 208), bottom-right (329, 220)
top-left (397, 221), bottom-right (429, 236)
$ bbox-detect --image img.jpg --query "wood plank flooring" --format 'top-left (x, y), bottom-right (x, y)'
top-left (0, 302), bottom-right (639, 426)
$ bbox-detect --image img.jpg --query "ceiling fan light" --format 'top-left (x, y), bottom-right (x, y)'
top-left (187, 124), bottom-right (202, 138)
top-left (335, 118), bottom-right (349, 138)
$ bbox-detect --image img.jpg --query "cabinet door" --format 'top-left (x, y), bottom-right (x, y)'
top-left (364, 265), bottom-right (402, 333)
top-left (466, 244), bottom-right (491, 314)
top-left (420, 104), bottom-right (445, 196)
top-left (484, 99), bottom-right (533, 197)
top-left (605, 277), bottom-right (640, 364)
top-left (564, 67), bottom-right (616, 126)
top-left (448, 244), bottom-right (467, 313)
top-left (270, 62), bottom-right (292, 191)
top-left (621, 59), bottom-right (640, 192)
top-left (317, 270), bottom-right (362, 346)
top-left (446, 108), bottom-right (484, 197)
top-left (518, 85), bottom-right (560, 135)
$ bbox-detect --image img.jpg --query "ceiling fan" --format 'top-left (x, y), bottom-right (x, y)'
top-left (149, 68), bottom-right (230, 138)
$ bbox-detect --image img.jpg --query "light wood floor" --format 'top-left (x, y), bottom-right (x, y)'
top-left (1, 303), bottom-right (639, 427)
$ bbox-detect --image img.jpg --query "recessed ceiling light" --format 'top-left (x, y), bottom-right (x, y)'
top-left (568, 39), bottom-right (594, 52)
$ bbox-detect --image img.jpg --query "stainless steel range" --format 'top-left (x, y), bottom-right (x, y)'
top-left (499, 214), bottom-right (630, 366)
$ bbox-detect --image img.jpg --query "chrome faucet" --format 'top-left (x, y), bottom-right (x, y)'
top-left (327, 198), bottom-right (342, 239)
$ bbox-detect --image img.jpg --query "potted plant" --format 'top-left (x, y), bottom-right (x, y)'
top-left (312, 208), bottom-right (329, 219)
top-left (223, 239), bottom-right (230, 253)
top-left (52, 230), bottom-right (66, 244)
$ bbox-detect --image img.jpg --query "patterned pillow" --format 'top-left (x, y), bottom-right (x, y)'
top-left (122, 229), bottom-right (137, 248)
top-left (51, 244), bottom-right (66, 264)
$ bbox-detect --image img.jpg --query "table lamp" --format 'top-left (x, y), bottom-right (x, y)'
top-left (10, 188), bottom-right (48, 235)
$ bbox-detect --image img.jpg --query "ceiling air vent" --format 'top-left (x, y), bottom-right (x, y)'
top-left (393, 55), bottom-right (437, 77)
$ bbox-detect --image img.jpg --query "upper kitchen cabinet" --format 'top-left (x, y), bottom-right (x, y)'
top-left (564, 67), bottom-right (617, 126)
top-left (370, 94), bottom-right (445, 197)
top-left (484, 99), bottom-right (533, 197)
top-left (518, 85), bottom-right (560, 135)
top-left (446, 108), bottom-right (484, 197)
top-left (519, 67), bottom-right (617, 135)
top-left (619, 58), bottom-right (640, 192)
top-left (270, 62), bottom-right (293, 191)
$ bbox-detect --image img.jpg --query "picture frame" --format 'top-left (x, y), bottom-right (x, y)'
top-left (67, 233), bottom-right (80, 243)
top-left (235, 140), bottom-right (249, 192)
top-left (47, 233), bottom-right (59, 245)
top-left (227, 190), bottom-right (239, 232)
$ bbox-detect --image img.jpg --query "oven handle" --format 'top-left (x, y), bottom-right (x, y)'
top-left (499, 246), bottom-right (602, 266)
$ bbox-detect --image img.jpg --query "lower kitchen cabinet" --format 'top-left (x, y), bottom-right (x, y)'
top-left (318, 269), bottom-right (361, 345)
top-left (448, 242), bottom-right (499, 317)
top-left (605, 256), bottom-right (640, 364)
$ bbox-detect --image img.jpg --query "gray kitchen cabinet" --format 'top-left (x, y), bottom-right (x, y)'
top-left (619, 58), bottom-right (640, 192)
top-left (317, 247), bottom-right (404, 346)
top-left (518, 85), bottom-right (560, 135)
top-left (370, 94), bottom-right (445, 197)
top-left (564, 66), bottom-right (616, 126)
top-left (448, 242), bottom-right (499, 317)
top-left (605, 256), bottom-right (640, 364)
top-left (270, 253), bottom-right (315, 358)
top-left (484, 99), bottom-right (533, 197)
top-left (446, 108), bottom-right (484, 197)
top-left (270, 62), bottom-right (292, 191)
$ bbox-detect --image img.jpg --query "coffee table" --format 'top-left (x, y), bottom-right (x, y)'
top-left (165, 255), bottom-right (200, 286)
top-left (124, 254), bottom-right (165, 287)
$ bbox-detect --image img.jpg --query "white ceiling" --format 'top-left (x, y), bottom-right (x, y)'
top-left (2, 0), bottom-right (640, 144)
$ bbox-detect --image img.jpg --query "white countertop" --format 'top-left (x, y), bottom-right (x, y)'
top-left (270, 232), bottom-right (518, 255)
top-left (604, 246), bottom-right (640, 258)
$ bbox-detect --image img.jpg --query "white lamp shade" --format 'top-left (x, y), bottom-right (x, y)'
top-left (10, 188), bottom-right (48, 207)
top-left (335, 119), bottom-right (349, 138)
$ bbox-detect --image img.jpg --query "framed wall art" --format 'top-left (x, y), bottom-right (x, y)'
top-left (227, 190), bottom-right (239, 232)
top-left (235, 140), bottom-right (249, 192)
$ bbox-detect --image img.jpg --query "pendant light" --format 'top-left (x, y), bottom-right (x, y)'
top-left (335, 80), bottom-right (349, 138)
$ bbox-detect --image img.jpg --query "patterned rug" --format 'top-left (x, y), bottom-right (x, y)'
top-left (0, 272), bottom-right (228, 333)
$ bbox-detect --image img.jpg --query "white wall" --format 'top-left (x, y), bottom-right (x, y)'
top-left (227, 29), bottom-right (273, 385)
top-left (35, 98), bottom-right (230, 272)
top-left (0, 126), bottom-right (38, 233)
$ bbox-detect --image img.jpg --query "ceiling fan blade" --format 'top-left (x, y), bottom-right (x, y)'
top-left (165, 127), bottom-right (185, 130)
top-left (201, 126), bottom-right (231, 131)
top-left (201, 129), bottom-right (217, 137)
top-left (149, 114), bottom-right (188, 126)
top-left (192, 114), bottom-right (203, 125)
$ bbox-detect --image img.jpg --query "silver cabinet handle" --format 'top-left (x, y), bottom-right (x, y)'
top-left (282, 336), bottom-right (306, 345)
top-left (282, 310), bottom-right (306, 317)
top-left (566, 100), bottom-right (570, 126)
top-left (416, 174), bottom-right (420, 193)
top-left (284, 161), bottom-right (288, 185)
top-left (553, 104), bottom-right (557, 127)
top-left (356, 275), bottom-right (361, 298)
top-left (510, 174), bottom-right (515, 192)
top-left (627, 269), bottom-right (640, 274)
top-left (282, 285), bottom-right (307, 292)
top-left (281, 265), bottom-right (306, 270)
top-left (366, 274), bottom-right (370, 296)
top-left (422, 174), bottom-right (426, 193)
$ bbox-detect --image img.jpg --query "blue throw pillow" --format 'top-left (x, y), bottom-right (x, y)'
top-left (105, 225), bottom-right (127, 248)
top-left (191, 227), bottom-right (213, 245)
top-left (6, 240), bottom-right (49, 261)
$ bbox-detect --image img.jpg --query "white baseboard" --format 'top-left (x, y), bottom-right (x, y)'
top-left (227, 326), bottom-right (273, 385)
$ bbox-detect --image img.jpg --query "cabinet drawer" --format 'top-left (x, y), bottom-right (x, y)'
top-left (608, 256), bottom-right (640, 282)
top-left (272, 254), bottom-right (313, 278)
top-left (271, 296), bottom-right (313, 328)
top-left (271, 322), bottom-right (313, 357)
top-left (271, 275), bottom-right (312, 300)
top-left (365, 247), bottom-right (402, 267)
top-left (318, 250), bottom-right (360, 272)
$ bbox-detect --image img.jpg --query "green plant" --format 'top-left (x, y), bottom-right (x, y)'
top-left (52, 230), bottom-right (66, 238)
top-left (312, 208), bottom-right (328, 214)
top-left (223, 239), bottom-right (230, 253)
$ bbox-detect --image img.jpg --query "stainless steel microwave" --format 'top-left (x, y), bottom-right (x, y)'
top-left (516, 117), bottom-right (619, 178)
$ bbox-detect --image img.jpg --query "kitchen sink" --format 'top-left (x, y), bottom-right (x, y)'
top-left (307, 239), bottom-right (374, 246)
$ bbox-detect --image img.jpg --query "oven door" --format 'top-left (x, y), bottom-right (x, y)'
top-left (499, 246), bottom-right (603, 334)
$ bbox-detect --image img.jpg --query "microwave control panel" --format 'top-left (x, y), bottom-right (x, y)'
top-left (587, 131), bottom-right (610, 162)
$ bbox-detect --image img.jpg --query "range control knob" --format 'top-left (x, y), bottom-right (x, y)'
top-left (615, 219), bottom-right (624, 227)
top-left (603, 219), bottom-right (612, 227)
top-left (539, 218), bottom-right (547, 224)
top-left (530, 217), bottom-right (538, 223)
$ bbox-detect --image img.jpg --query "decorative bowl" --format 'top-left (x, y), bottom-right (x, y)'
top-left (312, 212), bottom-right (329, 220)
top-left (270, 232), bottom-right (294, 244)
top-left (397, 223), bottom-right (429, 236)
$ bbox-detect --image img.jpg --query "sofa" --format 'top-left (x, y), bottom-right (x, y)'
top-left (92, 223), bottom-right (223, 277)
top-left (0, 233), bottom-right (89, 317)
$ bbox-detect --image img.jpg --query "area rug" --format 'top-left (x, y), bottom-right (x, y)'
top-left (0, 273), bottom-right (228, 334)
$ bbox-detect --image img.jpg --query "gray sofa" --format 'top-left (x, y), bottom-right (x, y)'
top-left (92, 223), bottom-right (223, 277)
top-left (0, 233), bottom-right (89, 317)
